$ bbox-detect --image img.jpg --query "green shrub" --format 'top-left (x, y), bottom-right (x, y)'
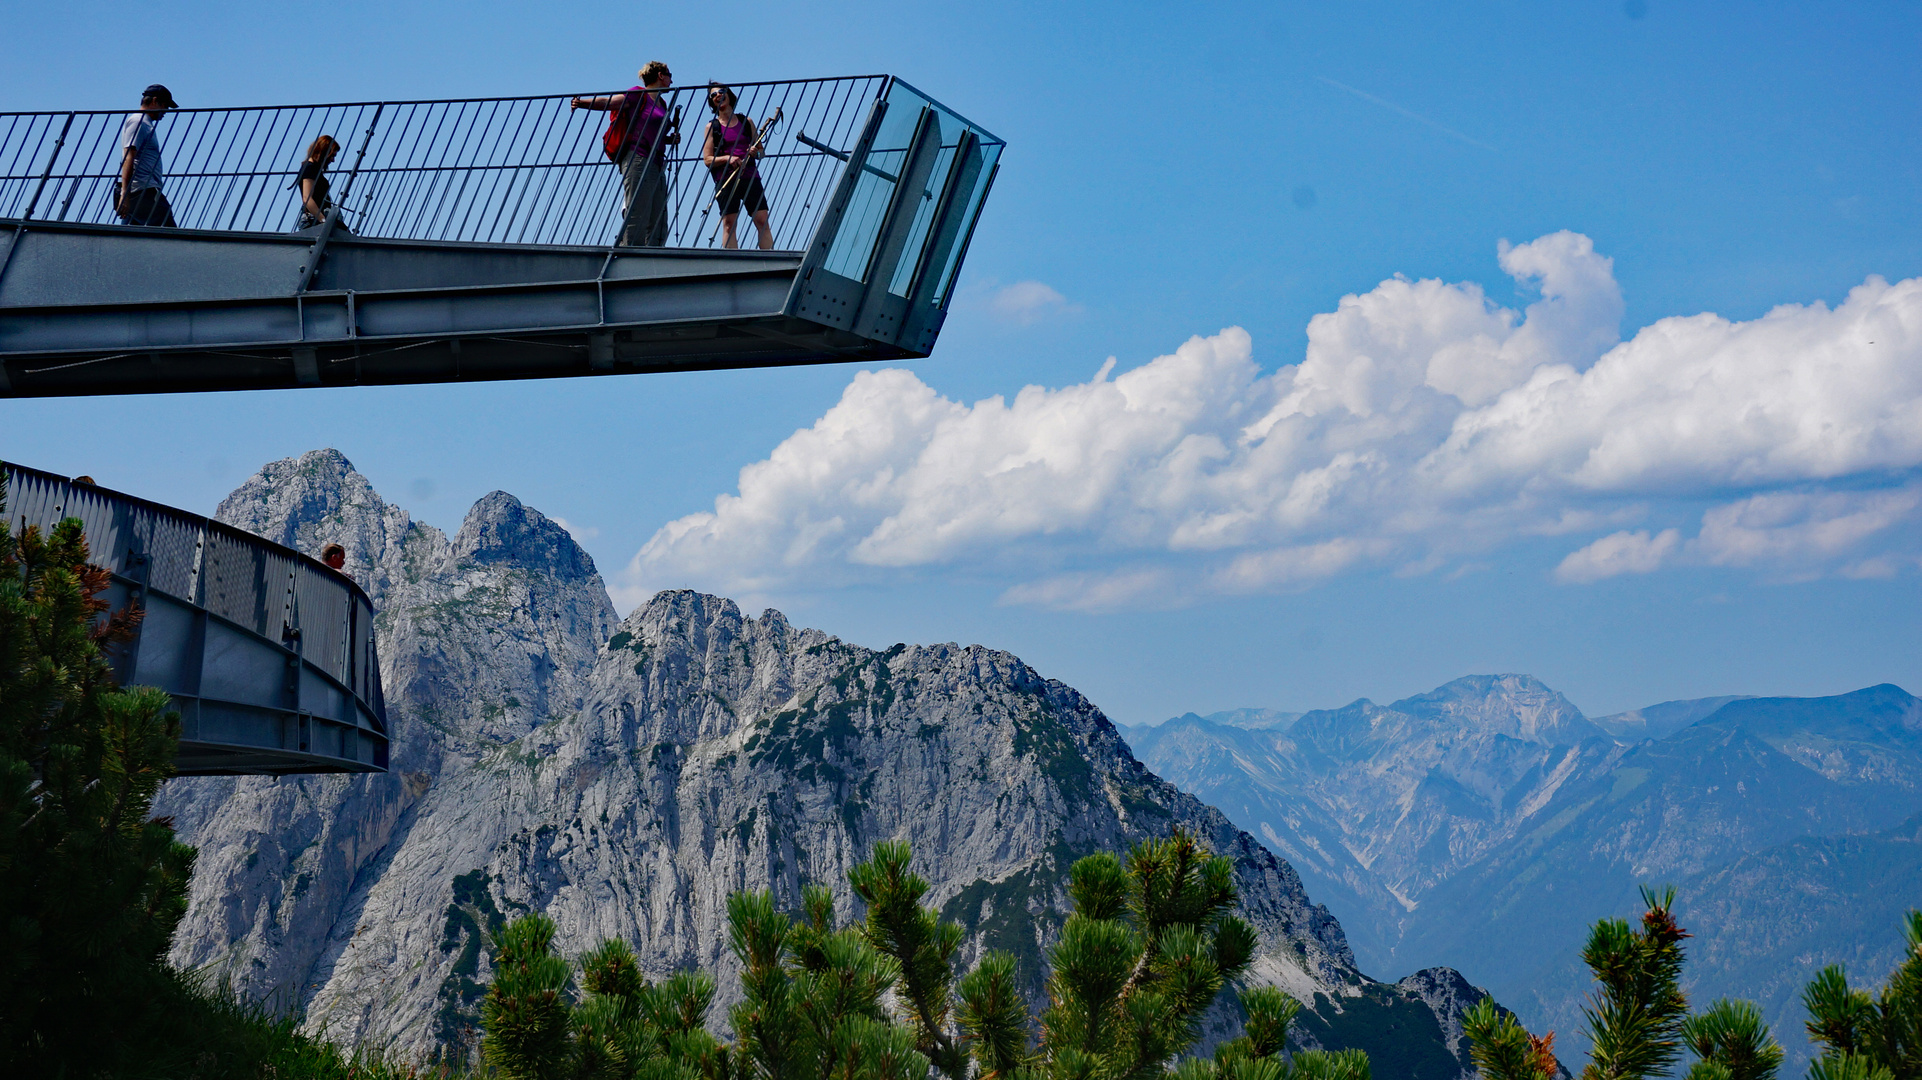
top-left (0, 479), bottom-right (195, 1072)
top-left (475, 828), bottom-right (1342, 1080)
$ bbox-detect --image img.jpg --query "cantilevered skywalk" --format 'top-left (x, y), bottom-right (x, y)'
top-left (0, 76), bottom-right (1001, 396)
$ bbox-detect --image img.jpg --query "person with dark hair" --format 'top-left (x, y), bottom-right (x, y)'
top-left (320, 544), bottom-right (346, 571)
top-left (702, 83), bottom-right (773, 250)
top-left (294, 134), bottom-right (343, 232)
top-left (573, 61), bottom-right (679, 246)
top-left (117, 84), bottom-right (179, 227)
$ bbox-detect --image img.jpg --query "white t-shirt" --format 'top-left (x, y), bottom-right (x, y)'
top-left (119, 113), bottom-right (165, 192)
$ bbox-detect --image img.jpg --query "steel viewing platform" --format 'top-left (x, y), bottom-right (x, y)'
top-left (4, 462), bottom-right (388, 774)
top-left (0, 76), bottom-right (1002, 397)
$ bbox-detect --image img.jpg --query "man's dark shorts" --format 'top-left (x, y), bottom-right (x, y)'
top-left (120, 187), bottom-right (177, 228)
top-left (717, 172), bottom-right (769, 217)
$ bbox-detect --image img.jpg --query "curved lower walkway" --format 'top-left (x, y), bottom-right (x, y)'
top-left (4, 462), bottom-right (388, 774)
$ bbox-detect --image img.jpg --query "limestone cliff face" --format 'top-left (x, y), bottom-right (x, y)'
top-left (296, 591), bottom-right (1367, 1060)
top-left (157, 454), bottom-right (1490, 1076)
top-left (156, 450), bottom-right (618, 1012)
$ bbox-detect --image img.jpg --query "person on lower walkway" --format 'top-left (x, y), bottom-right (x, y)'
top-left (573, 61), bottom-right (679, 246)
top-left (117, 84), bottom-right (179, 227)
top-left (702, 83), bottom-right (773, 250)
top-left (293, 135), bottom-right (345, 232)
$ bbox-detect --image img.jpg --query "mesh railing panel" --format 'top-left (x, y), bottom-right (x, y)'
top-left (0, 77), bottom-right (1011, 253)
top-left (133, 511), bottom-right (205, 600)
top-left (291, 561), bottom-right (351, 684)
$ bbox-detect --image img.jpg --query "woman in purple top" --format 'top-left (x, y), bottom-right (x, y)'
top-left (702, 84), bottom-right (774, 250)
top-left (573, 61), bottom-right (679, 247)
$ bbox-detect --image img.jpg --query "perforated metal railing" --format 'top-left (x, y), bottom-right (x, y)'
top-left (2, 462), bottom-right (387, 772)
top-left (0, 76), bottom-right (1003, 254)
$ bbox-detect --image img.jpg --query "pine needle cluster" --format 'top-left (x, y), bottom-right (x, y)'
top-left (1463, 887), bottom-right (1922, 1080)
top-left (1580, 885), bottom-right (1693, 1080)
top-left (480, 911), bottom-right (730, 1080)
top-left (1014, 832), bottom-right (1330, 1080)
top-left (477, 829), bottom-right (1356, 1080)
top-left (1800, 910), bottom-right (1922, 1080)
top-left (1466, 886), bottom-right (1749, 1080)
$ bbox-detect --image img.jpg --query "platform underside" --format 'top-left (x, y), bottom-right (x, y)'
top-left (0, 220), bottom-right (919, 397)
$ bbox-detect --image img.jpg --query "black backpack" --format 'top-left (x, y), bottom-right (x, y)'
top-left (706, 116), bottom-right (756, 177)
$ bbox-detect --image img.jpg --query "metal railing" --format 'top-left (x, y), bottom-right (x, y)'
top-left (2, 462), bottom-right (387, 773)
top-left (0, 76), bottom-right (1003, 254)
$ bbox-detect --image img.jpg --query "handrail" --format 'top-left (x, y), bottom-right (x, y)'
top-left (0, 77), bottom-right (1003, 252)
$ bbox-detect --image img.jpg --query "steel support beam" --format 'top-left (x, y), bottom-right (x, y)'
top-left (0, 221), bottom-right (915, 397)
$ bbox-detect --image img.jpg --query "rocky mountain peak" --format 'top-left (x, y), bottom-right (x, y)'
top-left (157, 456), bottom-right (1493, 1077)
top-left (158, 455), bottom-right (621, 1024)
top-left (214, 448), bottom-right (416, 605)
top-left (452, 491), bottom-right (599, 581)
top-left (1392, 674), bottom-right (1600, 746)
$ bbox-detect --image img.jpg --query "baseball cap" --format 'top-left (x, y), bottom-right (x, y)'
top-left (142, 84), bottom-right (180, 108)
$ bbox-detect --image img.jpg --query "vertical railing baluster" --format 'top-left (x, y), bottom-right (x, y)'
top-left (333, 103), bottom-right (384, 220)
top-left (0, 112), bottom-right (74, 296)
top-left (18, 112), bottom-right (73, 222)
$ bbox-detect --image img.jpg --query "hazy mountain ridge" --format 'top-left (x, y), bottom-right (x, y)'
top-left (1409, 685), bottom-right (1922, 1065)
top-left (1127, 679), bottom-right (1922, 1068)
top-left (154, 452), bottom-right (1495, 1076)
top-left (1590, 695), bottom-right (1752, 742)
top-left (1126, 676), bottom-right (1629, 968)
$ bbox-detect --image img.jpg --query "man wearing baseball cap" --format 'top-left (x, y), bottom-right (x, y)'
top-left (117, 84), bottom-right (179, 227)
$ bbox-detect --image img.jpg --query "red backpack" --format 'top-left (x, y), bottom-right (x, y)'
top-left (602, 92), bottom-right (642, 161)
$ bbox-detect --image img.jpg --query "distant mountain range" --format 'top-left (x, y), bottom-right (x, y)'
top-left (1123, 677), bottom-right (1922, 1068)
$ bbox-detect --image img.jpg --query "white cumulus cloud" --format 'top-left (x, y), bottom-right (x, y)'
top-left (969, 280), bottom-right (1081, 326)
top-left (1554, 529), bottom-right (1681, 583)
top-left (626, 233), bottom-right (1922, 611)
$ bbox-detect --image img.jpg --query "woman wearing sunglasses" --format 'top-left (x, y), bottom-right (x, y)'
top-left (702, 84), bottom-right (774, 250)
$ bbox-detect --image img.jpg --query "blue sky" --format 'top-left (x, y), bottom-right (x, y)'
top-left (5, 1), bottom-right (1920, 723)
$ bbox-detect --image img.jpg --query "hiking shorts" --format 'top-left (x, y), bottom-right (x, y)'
top-left (715, 171), bottom-right (768, 217)
top-left (120, 187), bottom-right (177, 228)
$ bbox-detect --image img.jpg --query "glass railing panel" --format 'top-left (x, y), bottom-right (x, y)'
top-left (883, 85), bottom-right (956, 297)
top-left (864, 79), bottom-right (1003, 303)
top-left (821, 148), bottom-right (900, 279)
top-left (819, 86), bottom-right (941, 281)
top-left (929, 139), bottom-right (1000, 307)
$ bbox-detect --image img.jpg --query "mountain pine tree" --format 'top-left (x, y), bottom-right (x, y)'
top-left (1801, 910), bottom-right (1922, 1080)
top-left (1464, 887), bottom-right (1785, 1080)
top-left (1581, 886), bottom-right (1693, 1080)
top-left (0, 477), bottom-right (197, 1070)
top-left (1463, 999), bottom-right (1558, 1080)
top-left (1680, 999), bottom-right (1784, 1080)
top-left (477, 828), bottom-right (1360, 1080)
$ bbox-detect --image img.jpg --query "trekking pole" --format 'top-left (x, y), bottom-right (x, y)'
top-left (700, 107), bottom-right (782, 244)
top-left (664, 104), bottom-right (684, 243)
